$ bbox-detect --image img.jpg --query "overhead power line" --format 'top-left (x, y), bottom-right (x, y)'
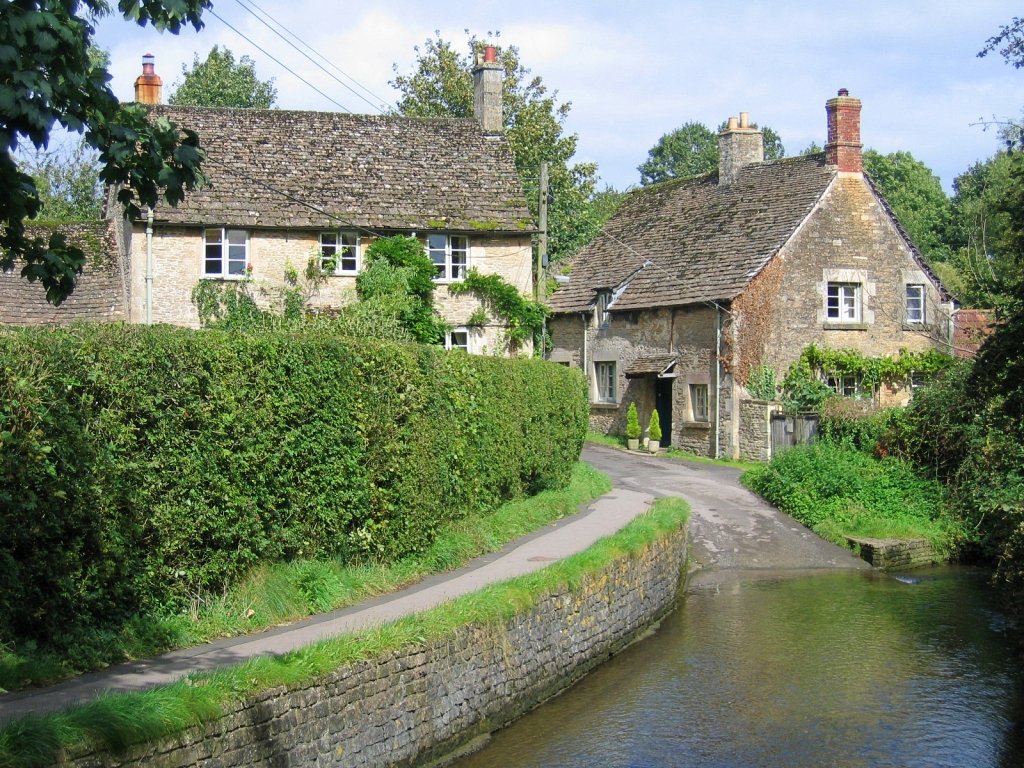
top-left (207, 8), bottom-right (352, 113)
top-left (230, 0), bottom-right (392, 113)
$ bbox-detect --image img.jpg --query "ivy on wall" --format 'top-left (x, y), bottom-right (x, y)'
top-left (780, 344), bottom-right (956, 413)
top-left (449, 269), bottom-right (547, 352)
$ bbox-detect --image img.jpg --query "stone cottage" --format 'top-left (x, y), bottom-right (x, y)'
top-left (2, 51), bottom-right (535, 355)
top-left (547, 90), bottom-right (956, 460)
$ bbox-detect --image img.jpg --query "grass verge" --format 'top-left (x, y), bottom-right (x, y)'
top-left (586, 431), bottom-right (759, 471)
top-left (0, 497), bottom-right (689, 768)
top-left (741, 442), bottom-right (968, 556)
top-left (0, 463), bottom-right (610, 694)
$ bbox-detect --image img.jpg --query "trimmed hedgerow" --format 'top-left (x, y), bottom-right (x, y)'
top-left (0, 324), bottom-right (587, 650)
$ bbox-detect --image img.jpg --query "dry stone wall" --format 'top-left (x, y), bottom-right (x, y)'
top-left (67, 526), bottom-right (688, 768)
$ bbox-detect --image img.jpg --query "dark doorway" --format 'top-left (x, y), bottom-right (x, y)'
top-left (655, 377), bottom-right (673, 447)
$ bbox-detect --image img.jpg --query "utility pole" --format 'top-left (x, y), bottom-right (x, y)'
top-left (536, 161), bottom-right (549, 303)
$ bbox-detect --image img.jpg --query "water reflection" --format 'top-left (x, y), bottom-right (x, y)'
top-left (453, 567), bottom-right (1023, 768)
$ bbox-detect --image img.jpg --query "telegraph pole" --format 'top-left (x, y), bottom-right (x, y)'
top-left (536, 161), bottom-right (549, 303)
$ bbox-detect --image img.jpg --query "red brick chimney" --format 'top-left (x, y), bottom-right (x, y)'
top-left (134, 53), bottom-right (162, 105)
top-left (825, 88), bottom-right (862, 173)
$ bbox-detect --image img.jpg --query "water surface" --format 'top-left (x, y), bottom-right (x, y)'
top-left (454, 567), bottom-right (1024, 768)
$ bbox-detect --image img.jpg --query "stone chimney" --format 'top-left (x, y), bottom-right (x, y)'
top-left (134, 53), bottom-right (162, 105)
top-left (825, 88), bottom-right (863, 173)
top-left (718, 111), bottom-right (763, 185)
top-left (472, 45), bottom-right (503, 134)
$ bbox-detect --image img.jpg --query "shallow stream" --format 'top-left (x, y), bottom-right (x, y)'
top-left (454, 566), bottom-right (1023, 768)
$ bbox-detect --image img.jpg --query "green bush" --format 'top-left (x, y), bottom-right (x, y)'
top-left (0, 324), bottom-right (588, 650)
top-left (742, 442), bottom-right (965, 555)
top-left (818, 399), bottom-right (905, 455)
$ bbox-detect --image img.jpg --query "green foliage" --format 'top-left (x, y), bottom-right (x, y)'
top-left (638, 121), bottom-right (785, 186)
top-left (625, 402), bottom-right (641, 439)
top-left (648, 408), bottom-right (662, 441)
top-left (742, 443), bottom-right (965, 555)
top-left (638, 121), bottom-right (718, 184)
top-left (168, 45), bottom-right (277, 108)
top-left (389, 32), bottom-right (608, 262)
top-left (863, 149), bottom-right (953, 264)
top-left (18, 138), bottom-right (103, 221)
top-left (191, 257), bottom-right (328, 330)
top-left (448, 269), bottom-right (547, 351)
top-left (746, 365), bottom-right (778, 401)
top-left (0, 324), bottom-right (588, 653)
top-left (356, 235), bottom-right (448, 344)
top-left (0, 0), bottom-right (210, 304)
top-left (0, 493), bottom-right (685, 768)
top-left (781, 344), bottom-right (955, 414)
top-left (818, 399), bottom-right (905, 455)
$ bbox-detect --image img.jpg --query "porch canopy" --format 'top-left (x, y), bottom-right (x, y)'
top-left (625, 355), bottom-right (678, 378)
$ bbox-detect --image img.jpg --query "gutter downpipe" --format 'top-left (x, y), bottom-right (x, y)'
top-left (581, 311), bottom-right (589, 380)
top-left (714, 304), bottom-right (722, 459)
top-left (145, 207), bottom-right (154, 325)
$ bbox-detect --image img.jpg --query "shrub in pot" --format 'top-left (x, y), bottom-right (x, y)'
top-left (626, 402), bottom-right (641, 450)
top-left (648, 408), bottom-right (662, 453)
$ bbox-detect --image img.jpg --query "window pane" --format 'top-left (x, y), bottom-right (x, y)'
top-left (204, 229), bottom-right (223, 275)
top-left (906, 284), bottom-right (924, 323)
top-left (449, 330), bottom-right (469, 351)
top-left (690, 384), bottom-right (708, 422)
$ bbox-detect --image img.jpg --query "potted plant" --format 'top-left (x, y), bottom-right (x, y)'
top-left (625, 402), bottom-right (641, 450)
top-left (648, 408), bottom-right (662, 453)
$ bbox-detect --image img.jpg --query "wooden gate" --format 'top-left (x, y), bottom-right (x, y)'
top-left (770, 412), bottom-right (819, 455)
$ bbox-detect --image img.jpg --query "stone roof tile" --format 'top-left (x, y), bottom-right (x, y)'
top-left (147, 106), bottom-right (533, 233)
top-left (549, 154), bottom-right (835, 313)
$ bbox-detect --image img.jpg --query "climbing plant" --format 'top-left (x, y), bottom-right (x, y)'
top-left (781, 345), bottom-right (956, 413)
top-left (448, 269), bottom-right (547, 352)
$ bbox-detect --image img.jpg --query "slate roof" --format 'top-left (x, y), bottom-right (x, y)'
top-left (0, 222), bottom-right (126, 324)
top-left (146, 106), bottom-right (534, 233)
top-left (549, 154), bottom-right (836, 314)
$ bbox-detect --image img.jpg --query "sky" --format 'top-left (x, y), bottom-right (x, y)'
top-left (95, 0), bottom-right (1024, 194)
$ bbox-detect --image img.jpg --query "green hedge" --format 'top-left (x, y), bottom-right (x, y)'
top-left (0, 324), bottom-right (587, 648)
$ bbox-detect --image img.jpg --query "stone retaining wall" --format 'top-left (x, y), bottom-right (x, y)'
top-left (68, 524), bottom-right (688, 768)
top-left (846, 536), bottom-right (938, 570)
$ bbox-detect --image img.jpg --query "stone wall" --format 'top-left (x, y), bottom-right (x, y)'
top-left (127, 226), bottom-right (533, 354)
top-left (67, 525), bottom-right (688, 768)
top-left (762, 176), bottom-right (953, 382)
top-left (738, 399), bottom-right (775, 462)
top-left (549, 306), bottom-right (733, 457)
top-left (846, 536), bottom-right (939, 571)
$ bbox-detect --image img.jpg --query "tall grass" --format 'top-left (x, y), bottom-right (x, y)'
top-left (0, 463), bottom-right (610, 693)
top-left (0, 497), bottom-right (688, 768)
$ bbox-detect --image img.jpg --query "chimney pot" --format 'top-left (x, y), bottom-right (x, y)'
top-left (484, 45), bottom-right (497, 63)
top-left (838, 87), bottom-right (849, 96)
top-left (739, 111), bottom-right (749, 129)
top-left (727, 116), bottom-right (738, 130)
top-left (134, 53), bottom-right (163, 105)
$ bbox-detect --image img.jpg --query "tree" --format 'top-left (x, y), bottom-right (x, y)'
top-left (1, 0), bottom-right (210, 304)
top-left (390, 32), bottom-right (605, 263)
top-left (169, 45), bottom-right (277, 109)
top-left (978, 16), bottom-right (1024, 68)
top-left (862, 149), bottom-right (953, 264)
top-left (638, 122), bottom-right (718, 184)
top-left (637, 121), bottom-right (786, 185)
top-left (19, 137), bottom-right (104, 221)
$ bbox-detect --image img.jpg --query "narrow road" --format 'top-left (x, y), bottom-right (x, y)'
top-left (581, 444), bottom-right (870, 587)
